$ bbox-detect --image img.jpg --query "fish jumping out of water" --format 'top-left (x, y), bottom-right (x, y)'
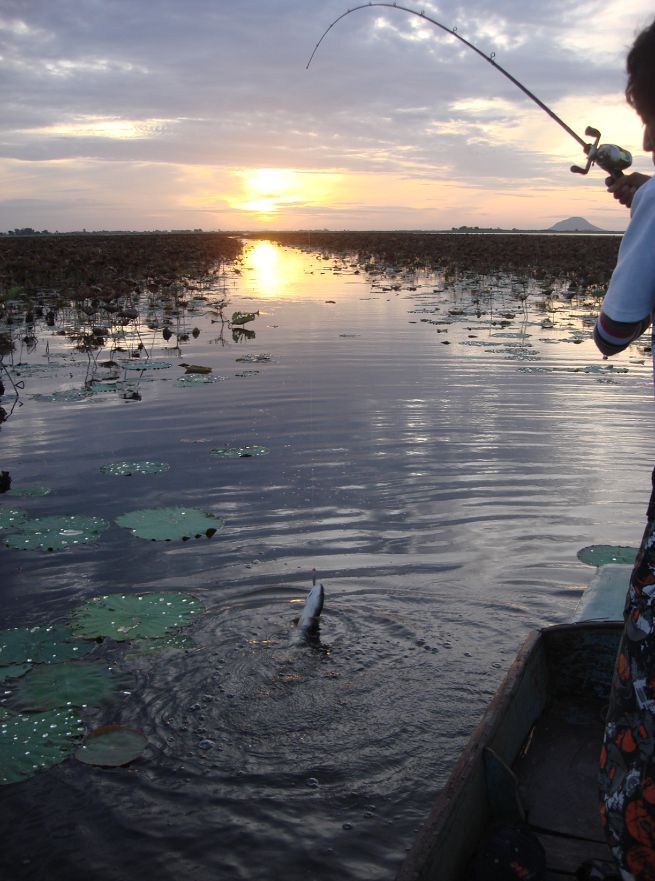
top-left (291, 575), bottom-right (325, 644)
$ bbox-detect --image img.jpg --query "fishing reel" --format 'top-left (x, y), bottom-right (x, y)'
top-left (571, 127), bottom-right (632, 180)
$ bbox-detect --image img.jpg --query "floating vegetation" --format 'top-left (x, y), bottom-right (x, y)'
top-left (577, 545), bottom-right (638, 567)
top-left (183, 364), bottom-right (212, 374)
top-left (235, 353), bottom-right (271, 363)
top-left (115, 507), bottom-right (223, 541)
top-left (176, 374), bottom-right (223, 386)
top-left (10, 661), bottom-right (134, 712)
top-left (122, 360), bottom-right (172, 371)
top-left (75, 725), bottom-right (147, 768)
top-left (0, 507), bottom-right (29, 529)
top-left (100, 461), bottom-right (170, 477)
top-left (0, 664), bottom-right (30, 683)
top-left (0, 707), bottom-right (85, 785)
top-left (231, 311), bottom-right (258, 326)
top-left (6, 485), bottom-right (51, 497)
top-left (5, 514), bottom-right (110, 551)
top-left (31, 388), bottom-right (91, 403)
top-left (125, 633), bottom-right (193, 659)
top-left (0, 624), bottom-right (94, 667)
top-left (210, 445), bottom-right (269, 458)
top-left (69, 592), bottom-right (204, 641)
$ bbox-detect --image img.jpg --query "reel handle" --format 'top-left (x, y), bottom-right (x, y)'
top-left (571, 126), bottom-right (632, 180)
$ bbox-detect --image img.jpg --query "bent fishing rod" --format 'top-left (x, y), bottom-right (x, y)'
top-left (306, 2), bottom-right (632, 180)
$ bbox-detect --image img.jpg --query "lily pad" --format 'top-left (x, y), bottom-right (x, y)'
top-left (577, 545), bottom-right (638, 567)
top-left (122, 360), bottom-right (172, 371)
top-left (115, 506), bottom-right (223, 541)
top-left (6, 486), bottom-right (51, 498)
top-left (0, 624), bottom-right (95, 666)
top-left (75, 725), bottom-right (147, 768)
top-left (125, 633), bottom-right (193, 659)
top-left (210, 445), bottom-right (269, 458)
top-left (100, 461), bottom-right (170, 477)
top-left (231, 311), bottom-right (258, 326)
top-left (184, 365), bottom-right (212, 374)
top-left (31, 388), bottom-right (92, 403)
top-left (0, 663), bottom-right (31, 683)
top-left (176, 374), bottom-right (223, 386)
top-left (11, 661), bottom-right (134, 711)
top-left (235, 353), bottom-right (271, 363)
top-left (69, 592), bottom-right (204, 641)
top-left (5, 514), bottom-right (110, 551)
top-left (0, 507), bottom-right (29, 529)
top-left (0, 707), bottom-right (85, 785)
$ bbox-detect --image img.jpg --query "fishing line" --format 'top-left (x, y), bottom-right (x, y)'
top-left (306, 3), bottom-right (632, 179)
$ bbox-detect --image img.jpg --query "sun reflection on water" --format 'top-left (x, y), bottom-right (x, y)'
top-left (244, 240), bottom-right (317, 299)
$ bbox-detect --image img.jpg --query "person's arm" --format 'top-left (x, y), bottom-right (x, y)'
top-left (594, 177), bottom-right (655, 355)
top-left (606, 172), bottom-right (651, 208)
top-left (594, 311), bottom-right (651, 355)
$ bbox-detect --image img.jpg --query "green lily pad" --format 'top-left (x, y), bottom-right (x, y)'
top-left (577, 545), bottom-right (638, 567)
top-left (125, 633), bottom-right (193, 659)
top-left (0, 707), bottom-right (85, 785)
top-left (31, 388), bottom-right (91, 402)
top-left (176, 374), bottom-right (224, 386)
top-left (115, 506), bottom-right (223, 541)
top-left (69, 592), bottom-right (204, 641)
top-left (231, 311), bottom-right (258, 326)
top-left (6, 486), bottom-right (51, 498)
top-left (100, 461), bottom-right (170, 477)
top-left (122, 360), bottom-right (172, 371)
top-left (11, 661), bottom-right (134, 711)
top-left (184, 365), bottom-right (212, 374)
top-left (5, 514), bottom-right (110, 551)
top-left (75, 725), bottom-right (147, 768)
top-left (0, 624), bottom-right (95, 666)
top-left (0, 507), bottom-right (29, 529)
top-left (235, 353), bottom-right (271, 363)
top-left (0, 663), bottom-right (31, 682)
top-left (210, 445), bottom-right (269, 458)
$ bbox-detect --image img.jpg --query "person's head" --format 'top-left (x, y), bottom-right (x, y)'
top-left (626, 18), bottom-right (655, 158)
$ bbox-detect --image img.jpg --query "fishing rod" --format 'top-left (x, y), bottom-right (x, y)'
top-left (306, 3), bottom-right (632, 180)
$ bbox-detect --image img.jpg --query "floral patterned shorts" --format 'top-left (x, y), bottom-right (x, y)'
top-left (600, 514), bottom-right (655, 881)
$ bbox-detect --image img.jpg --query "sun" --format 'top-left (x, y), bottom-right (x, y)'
top-left (236, 168), bottom-right (302, 220)
top-left (229, 167), bottom-right (339, 223)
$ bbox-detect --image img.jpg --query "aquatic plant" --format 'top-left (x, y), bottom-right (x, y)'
top-left (231, 311), bottom-right (258, 326)
top-left (100, 461), bottom-right (170, 477)
top-left (0, 507), bottom-right (29, 529)
top-left (0, 624), bottom-right (94, 667)
top-left (577, 545), bottom-right (638, 566)
top-left (210, 445), bottom-right (269, 458)
top-left (0, 707), bottom-right (85, 785)
top-left (5, 514), bottom-right (110, 551)
top-left (10, 661), bottom-right (134, 711)
top-left (69, 592), bottom-right (205, 641)
top-left (74, 725), bottom-right (147, 768)
top-left (115, 506), bottom-right (223, 541)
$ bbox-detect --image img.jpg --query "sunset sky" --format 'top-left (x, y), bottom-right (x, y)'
top-left (1, 0), bottom-right (654, 233)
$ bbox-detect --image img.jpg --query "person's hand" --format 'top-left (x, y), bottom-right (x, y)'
top-left (606, 172), bottom-right (651, 207)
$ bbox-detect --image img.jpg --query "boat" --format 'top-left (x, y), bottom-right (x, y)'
top-left (394, 564), bottom-right (631, 881)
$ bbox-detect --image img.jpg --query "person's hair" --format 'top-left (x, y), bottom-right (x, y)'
top-left (626, 18), bottom-right (655, 120)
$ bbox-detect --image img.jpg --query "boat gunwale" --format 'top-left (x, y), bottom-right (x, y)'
top-left (394, 619), bottom-right (623, 881)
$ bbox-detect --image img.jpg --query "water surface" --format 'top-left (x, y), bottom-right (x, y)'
top-left (1, 239), bottom-right (653, 880)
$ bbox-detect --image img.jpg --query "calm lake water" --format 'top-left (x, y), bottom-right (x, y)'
top-left (1, 239), bottom-right (653, 880)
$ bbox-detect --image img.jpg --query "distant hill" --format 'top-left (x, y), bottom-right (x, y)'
top-left (548, 216), bottom-right (604, 232)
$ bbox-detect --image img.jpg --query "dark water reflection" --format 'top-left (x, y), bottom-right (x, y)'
top-left (1, 240), bottom-right (653, 880)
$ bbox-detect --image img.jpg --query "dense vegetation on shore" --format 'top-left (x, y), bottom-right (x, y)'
top-left (249, 231), bottom-right (621, 284)
top-left (0, 233), bottom-right (242, 298)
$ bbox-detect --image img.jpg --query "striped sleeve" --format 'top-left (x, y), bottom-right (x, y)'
top-left (594, 310), bottom-right (651, 356)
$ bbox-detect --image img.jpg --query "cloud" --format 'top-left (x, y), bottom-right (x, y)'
top-left (0, 0), bottom-right (649, 230)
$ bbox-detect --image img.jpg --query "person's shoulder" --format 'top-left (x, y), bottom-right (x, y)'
top-left (632, 174), bottom-right (655, 210)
